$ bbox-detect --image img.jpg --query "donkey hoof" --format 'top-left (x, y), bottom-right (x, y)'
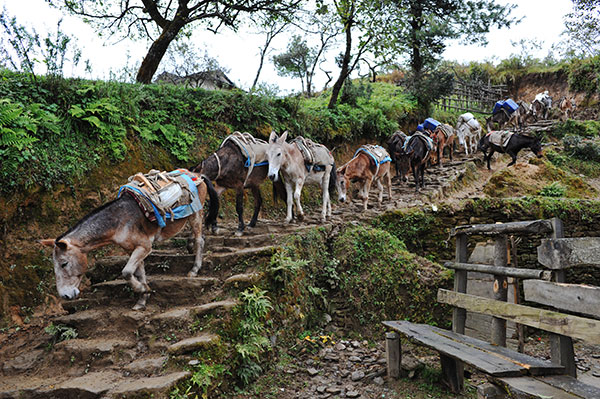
top-left (132, 303), bottom-right (146, 311)
top-left (187, 271), bottom-right (198, 278)
top-left (297, 214), bottom-right (304, 222)
top-left (234, 230), bottom-right (243, 237)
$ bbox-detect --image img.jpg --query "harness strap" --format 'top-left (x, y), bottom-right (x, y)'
top-left (213, 152), bottom-right (222, 180)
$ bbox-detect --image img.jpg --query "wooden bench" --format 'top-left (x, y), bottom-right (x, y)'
top-left (383, 218), bottom-right (600, 398)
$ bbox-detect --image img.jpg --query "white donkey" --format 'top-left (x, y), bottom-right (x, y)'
top-left (267, 131), bottom-right (336, 223)
top-left (455, 113), bottom-right (482, 155)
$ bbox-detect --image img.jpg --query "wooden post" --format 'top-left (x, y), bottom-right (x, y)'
top-left (441, 354), bottom-right (463, 393)
top-left (453, 233), bottom-right (468, 333)
top-left (492, 234), bottom-right (508, 347)
top-left (386, 332), bottom-right (401, 379)
top-left (549, 218), bottom-right (577, 377)
top-left (443, 232), bottom-right (467, 392)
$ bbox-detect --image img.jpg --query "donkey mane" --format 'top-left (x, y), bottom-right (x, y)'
top-left (56, 196), bottom-right (125, 243)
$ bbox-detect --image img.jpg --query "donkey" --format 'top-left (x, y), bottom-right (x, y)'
top-left (266, 131), bottom-right (336, 223)
top-left (405, 135), bottom-right (432, 192)
top-left (195, 136), bottom-right (279, 236)
top-left (532, 91), bottom-right (552, 120)
top-left (486, 109), bottom-right (510, 131)
top-left (39, 172), bottom-right (219, 310)
top-left (387, 131), bottom-right (410, 182)
top-left (430, 124), bottom-right (455, 167)
top-left (336, 146), bottom-right (392, 211)
top-left (455, 113), bottom-right (481, 156)
top-left (558, 96), bottom-right (576, 121)
top-left (507, 100), bottom-right (534, 130)
top-left (478, 133), bottom-right (543, 170)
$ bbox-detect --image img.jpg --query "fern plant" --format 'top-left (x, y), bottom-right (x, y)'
top-left (0, 99), bottom-right (39, 150)
top-left (235, 286), bottom-right (273, 386)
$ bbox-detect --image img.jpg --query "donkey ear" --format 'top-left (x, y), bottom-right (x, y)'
top-left (279, 131), bottom-right (288, 143)
top-left (56, 240), bottom-right (68, 251)
top-left (38, 239), bottom-right (56, 248)
top-left (269, 131), bottom-right (278, 143)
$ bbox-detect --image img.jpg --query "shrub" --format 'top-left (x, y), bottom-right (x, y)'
top-left (539, 182), bottom-right (567, 197)
top-left (567, 55), bottom-right (600, 95)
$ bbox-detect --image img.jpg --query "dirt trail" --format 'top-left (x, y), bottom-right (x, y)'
top-left (0, 152), bottom-right (528, 398)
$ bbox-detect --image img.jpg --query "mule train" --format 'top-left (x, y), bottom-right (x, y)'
top-left (41, 97), bottom-right (554, 309)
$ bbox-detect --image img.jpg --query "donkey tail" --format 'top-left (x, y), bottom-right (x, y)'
top-left (329, 162), bottom-right (337, 196)
top-left (201, 175), bottom-right (219, 228)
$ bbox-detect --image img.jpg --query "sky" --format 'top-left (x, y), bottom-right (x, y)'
top-left (0, 0), bottom-right (575, 94)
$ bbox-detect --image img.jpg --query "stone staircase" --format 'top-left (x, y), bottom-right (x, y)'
top-left (0, 156), bottom-right (476, 398)
top-left (0, 221), bottom-right (301, 399)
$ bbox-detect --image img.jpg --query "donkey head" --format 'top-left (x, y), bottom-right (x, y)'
top-left (267, 131), bottom-right (288, 182)
top-left (530, 137), bottom-right (543, 158)
top-left (335, 166), bottom-right (349, 203)
top-left (40, 238), bottom-right (87, 300)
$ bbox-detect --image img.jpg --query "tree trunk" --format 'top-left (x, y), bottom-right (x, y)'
top-left (328, 17), bottom-right (353, 109)
top-left (136, 18), bottom-right (187, 84)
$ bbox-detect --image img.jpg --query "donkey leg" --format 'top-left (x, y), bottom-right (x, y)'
top-left (285, 182), bottom-right (294, 223)
top-left (412, 167), bottom-right (418, 193)
top-left (122, 246), bottom-right (152, 308)
top-left (187, 213), bottom-right (206, 277)
top-left (235, 186), bottom-right (245, 236)
top-left (376, 178), bottom-right (384, 205)
top-left (294, 180), bottom-right (304, 222)
top-left (248, 185), bottom-right (262, 228)
top-left (507, 151), bottom-right (517, 166)
top-left (132, 264), bottom-right (151, 311)
top-left (386, 172), bottom-right (392, 200)
top-left (363, 181), bottom-right (372, 211)
top-left (321, 173), bottom-right (330, 222)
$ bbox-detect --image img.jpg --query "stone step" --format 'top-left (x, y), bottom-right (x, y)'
top-left (106, 371), bottom-right (190, 398)
top-left (53, 307), bottom-right (152, 338)
top-left (52, 338), bottom-right (136, 369)
top-left (223, 272), bottom-right (262, 289)
top-left (122, 355), bottom-right (168, 375)
top-left (166, 333), bottom-right (220, 355)
top-left (209, 245), bottom-right (276, 269)
top-left (90, 276), bottom-right (220, 307)
top-left (146, 299), bottom-right (239, 333)
top-left (0, 370), bottom-right (190, 399)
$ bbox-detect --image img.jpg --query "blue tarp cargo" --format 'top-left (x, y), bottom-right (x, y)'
top-left (503, 98), bottom-right (519, 113)
top-left (423, 118), bottom-right (440, 131)
top-left (493, 100), bottom-right (505, 114)
top-left (416, 124), bottom-right (424, 132)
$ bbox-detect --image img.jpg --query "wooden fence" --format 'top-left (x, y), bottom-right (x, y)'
top-left (436, 79), bottom-right (508, 115)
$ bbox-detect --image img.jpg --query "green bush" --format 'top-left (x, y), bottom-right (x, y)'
top-left (567, 55), bottom-right (600, 95)
top-left (539, 182), bottom-right (567, 197)
top-left (563, 135), bottom-right (600, 163)
top-left (553, 120), bottom-right (600, 139)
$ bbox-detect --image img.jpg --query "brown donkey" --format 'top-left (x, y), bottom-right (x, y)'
top-left (40, 170), bottom-right (218, 310)
top-left (336, 146), bottom-right (392, 211)
top-left (430, 124), bottom-right (456, 167)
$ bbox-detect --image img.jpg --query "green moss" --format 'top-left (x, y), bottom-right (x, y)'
top-left (332, 225), bottom-right (451, 326)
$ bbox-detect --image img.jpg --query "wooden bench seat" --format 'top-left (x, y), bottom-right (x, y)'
top-left (382, 320), bottom-right (564, 377)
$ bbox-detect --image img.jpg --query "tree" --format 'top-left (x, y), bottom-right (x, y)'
top-left (390, 0), bottom-right (517, 108)
top-left (48, 0), bottom-right (301, 83)
top-left (251, 17), bottom-right (290, 91)
top-left (273, 35), bottom-right (315, 95)
top-left (562, 0), bottom-right (600, 57)
top-left (326, 0), bottom-right (400, 108)
top-left (0, 9), bottom-right (85, 79)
